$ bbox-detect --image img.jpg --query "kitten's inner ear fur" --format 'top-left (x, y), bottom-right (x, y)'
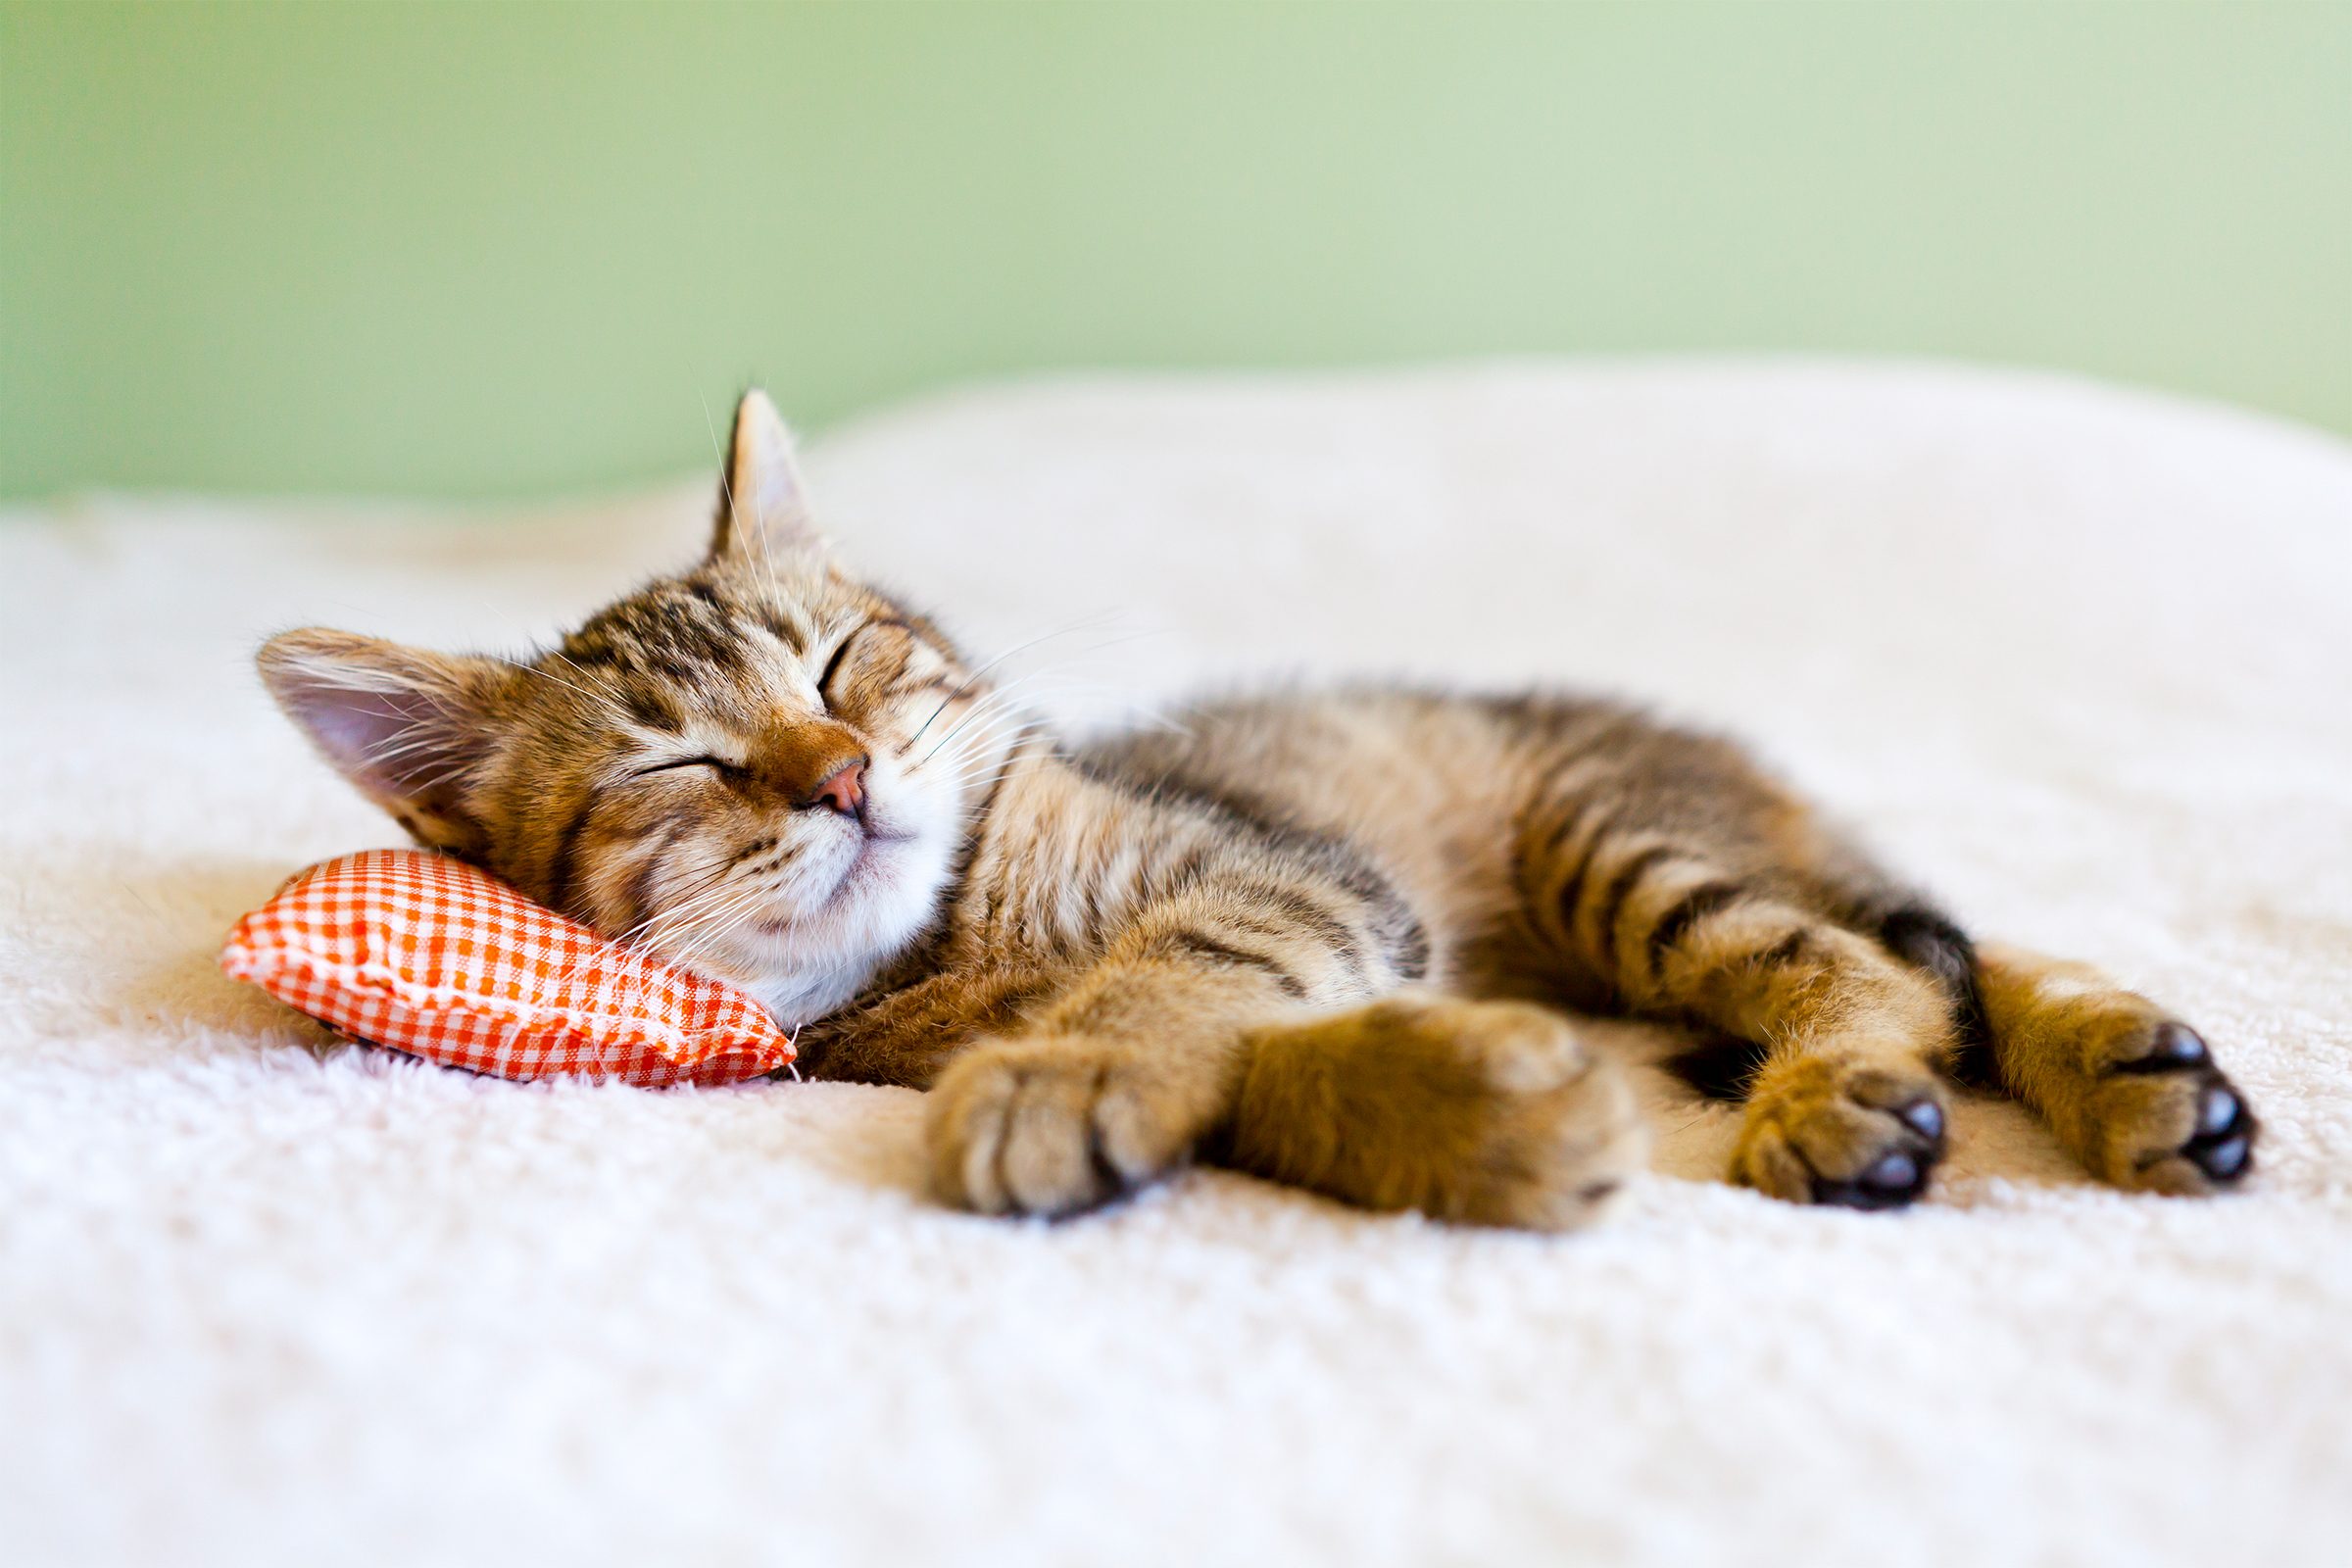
top-left (711, 388), bottom-right (823, 564)
top-left (256, 628), bottom-right (511, 855)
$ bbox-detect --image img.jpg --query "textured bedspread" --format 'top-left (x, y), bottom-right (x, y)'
top-left (5, 363), bottom-right (2347, 1565)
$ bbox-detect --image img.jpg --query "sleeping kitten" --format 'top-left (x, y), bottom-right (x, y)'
top-left (257, 391), bottom-right (2257, 1227)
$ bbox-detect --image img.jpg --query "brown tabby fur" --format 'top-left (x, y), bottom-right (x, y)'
top-left (257, 392), bottom-right (2258, 1228)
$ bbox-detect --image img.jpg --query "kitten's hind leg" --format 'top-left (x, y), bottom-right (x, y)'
top-left (1216, 994), bottom-right (1650, 1231)
top-left (1531, 831), bottom-right (1960, 1207)
top-left (1970, 943), bottom-right (2256, 1194)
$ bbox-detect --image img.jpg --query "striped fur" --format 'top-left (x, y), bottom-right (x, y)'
top-left (257, 391), bottom-right (2258, 1227)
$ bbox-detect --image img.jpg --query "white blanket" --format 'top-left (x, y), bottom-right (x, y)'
top-left (5, 362), bottom-right (2347, 1566)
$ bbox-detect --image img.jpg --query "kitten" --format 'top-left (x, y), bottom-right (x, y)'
top-left (257, 391), bottom-right (2257, 1227)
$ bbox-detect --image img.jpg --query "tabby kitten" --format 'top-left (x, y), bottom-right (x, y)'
top-left (258, 391), bottom-right (2257, 1228)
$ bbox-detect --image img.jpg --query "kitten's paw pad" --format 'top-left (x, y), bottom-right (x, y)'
top-left (924, 1038), bottom-right (1199, 1218)
top-left (2112, 1021), bottom-right (2211, 1071)
top-left (1733, 1060), bottom-right (1948, 1210)
top-left (2090, 1022), bottom-right (2257, 1195)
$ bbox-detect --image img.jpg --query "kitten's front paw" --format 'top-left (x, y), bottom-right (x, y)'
top-left (1733, 1055), bottom-right (1947, 1209)
top-left (924, 1036), bottom-right (1208, 1217)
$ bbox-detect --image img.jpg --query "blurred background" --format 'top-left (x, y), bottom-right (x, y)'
top-left (3, 0), bottom-right (2346, 501)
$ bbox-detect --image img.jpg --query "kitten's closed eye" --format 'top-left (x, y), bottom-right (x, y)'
top-left (820, 619), bottom-right (937, 716)
top-left (816, 631), bottom-right (858, 702)
top-left (634, 756), bottom-right (733, 779)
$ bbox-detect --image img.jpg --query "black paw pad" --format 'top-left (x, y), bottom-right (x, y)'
top-left (2181, 1080), bottom-right (2257, 1185)
top-left (2114, 1022), bottom-right (2211, 1073)
top-left (1896, 1098), bottom-right (1945, 1140)
top-left (1812, 1149), bottom-right (1934, 1210)
top-left (2197, 1134), bottom-right (2251, 1180)
top-left (1802, 1087), bottom-right (1949, 1210)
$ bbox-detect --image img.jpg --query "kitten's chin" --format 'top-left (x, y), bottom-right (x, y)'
top-left (736, 830), bottom-right (954, 1027)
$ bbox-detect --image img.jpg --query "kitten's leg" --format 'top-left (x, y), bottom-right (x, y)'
top-left (1668, 904), bottom-right (1958, 1207)
top-left (920, 884), bottom-right (1382, 1219)
top-left (1969, 942), bottom-right (2256, 1194)
top-left (918, 891), bottom-right (1644, 1229)
top-left (927, 978), bottom-right (1648, 1230)
top-left (1528, 828), bottom-right (1960, 1206)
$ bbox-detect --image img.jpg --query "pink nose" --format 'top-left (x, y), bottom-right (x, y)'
top-left (808, 758), bottom-right (867, 816)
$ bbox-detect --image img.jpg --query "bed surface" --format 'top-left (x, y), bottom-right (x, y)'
top-left (5, 362), bottom-right (2348, 1565)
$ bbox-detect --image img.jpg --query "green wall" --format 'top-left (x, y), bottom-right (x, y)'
top-left (3, 1), bottom-right (2346, 500)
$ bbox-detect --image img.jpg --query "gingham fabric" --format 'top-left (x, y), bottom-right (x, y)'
top-left (220, 849), bottom-right (796, 1086)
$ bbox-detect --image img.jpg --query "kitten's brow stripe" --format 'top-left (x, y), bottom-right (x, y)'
top-left (620, 685), bottom-right (682, 733)
top-left (755, 607), bottom-right (806, 654)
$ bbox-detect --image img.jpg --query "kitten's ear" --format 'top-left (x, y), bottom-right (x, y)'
top-left (257, 628), bottom-right (513, 854)
top-left (710, 388), bottom-right (824, 564)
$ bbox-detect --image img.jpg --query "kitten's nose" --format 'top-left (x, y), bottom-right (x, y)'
top-left (807, 757), bottom-right (868, 817)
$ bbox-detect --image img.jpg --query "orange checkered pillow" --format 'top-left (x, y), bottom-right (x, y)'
top-left (220, 849), bottom-right (796, 1086)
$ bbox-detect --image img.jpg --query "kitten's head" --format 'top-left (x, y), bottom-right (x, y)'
top-left (259, 391), bottom-right (1010, 1022)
